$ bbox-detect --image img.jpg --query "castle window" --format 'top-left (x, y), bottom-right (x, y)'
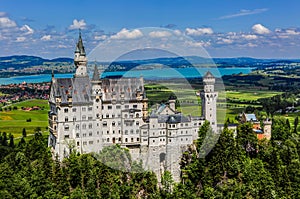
top-left (112, 121), bottom-right (116, 126)
top-left (89, 141), bottom-right (93, 145)
top-left (107, 138), bottom-right (109, 142)
top-left (113, 130), bottom-right (115, 134)
top-left (88, 123), bottom-right (92, 129)
top-left (118, 121), bottom-right (121, 126)
top-left (137, 138), bottom-right (140, 142)
top-left (97, 131), bottom-right (99, 135)
top-left (119, 137), bottom-right (121, 141)
top-left (124, 114), bottom-right (128, 118)
top-left (125, 105), bottom-right (129, 108)
top-left (106, 114), bottom-right (109, 118)
top-left (103, 121), bottom-right (107, 127)
top-left (65, 117), bottom-right (68, 122)
top-left (82, 107), bottom-right (86, 111)
top-left (73, 117), bottom-right (76, 122)
top-left (112, 114), bottom-right (115, 118)
top-left (72, 108), bottom-right (76, 112)
top-left (77, 142), bottom-right (79, 146)
top-left (83, 141), bottom-right (87, 145)
top-left (153, 140), bottom-right (155, 142)
top-left (185, 123), bottom-right (188, 126)
top-left (76, 124), bottom-right (80, 130)
top-left (133, 105), bottom-right (137, 108)
top-left (82, 124), bottom-right (86, 129)
top-left (136, 113), bottom-right (139, 118)
top-left (83, 133), bottom-right (86, 137)
top-left (131, 138), bottom-right (134, 142)
top-left (96, 114), bottom-right (99, 118)
top-left (88, 116), bottom-right (92, 120)
top-left (76, 133), bottom-right (79, 138)
top-left (82, 115), bottom-right (86, 120)
top-left (89, 132), bottom-right (92, 136)
top-left (125, 130), bottom-right (128, 135)
top-left (96, 99), bottom-right (99, 103)
top-left (118, 130), bottom-right (121, 134)
top-left (107, 131), bottom-right (109, 134)
top-left (130, 129), bottom-right (134, 134)
top-left (136, 121), bottom-right (139, 125)
top-left (136, 129), bottom-right (139, 134)
top-left (116, 105), bottom-right (121, 109)
top-left (64, 135), bottom-right (69, 139)
top-left (125, 138), bottom-right (128, 143)
top-left (64, 125), bottom-right (69, 131)
top-left (108, 105), bottom-right (112, 110)
top-left (64, 108), bottom-right (68, 113)
top-left (88, 107), bottom-right (92, 111)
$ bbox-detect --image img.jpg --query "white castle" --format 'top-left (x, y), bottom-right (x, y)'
top-left (48, 33), bottom-right (218, 182)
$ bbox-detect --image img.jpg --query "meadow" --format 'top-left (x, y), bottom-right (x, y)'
top-left (0, 99), bottom-right (49, 138)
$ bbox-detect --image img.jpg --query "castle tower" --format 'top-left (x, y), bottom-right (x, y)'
top-left (200, 71), bottom-right (218, 132)
top-left (263, 119), bottom-right (272, 140)
top-left (74, 31), bottom-right (88, 77)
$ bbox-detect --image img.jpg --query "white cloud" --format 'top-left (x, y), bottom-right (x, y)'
top-left (185, 27), bottom-right (213, 36)
top-left (0, 12), bottom-right (6, 17)
top-left (149, 30), bottom-right (172, 38)
top-left (285, 29), bottom-right (300, 35)
top-left (16, 36), bottom-right (26, 42)
top-left (218, 8), bottom-right (268, 19)
top-left (94, 35), bottom-right (107, 40)
top-left (185, 40), bottom-right (211, 47)
top-left (217, 38), bottom-right (233, 44)
top-left (173, 29), bottom-right (182, 36)
top-left (241, 34), bottom-right (258, 40)
top-left (111, 28), bottom-right (143, 39)
top-left (41, 35), bottom-right (51, 41)
top-left (252, 24), bottom-right (270, 34)
top-left (0, 16), bottom-right (17, 28)
top-left (69, 19), bottom-right (86, 30)
top-left (20, 24), bottom-right (34, 35)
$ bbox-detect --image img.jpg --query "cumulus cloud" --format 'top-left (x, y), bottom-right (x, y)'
top-left (252, 24), bottom-right (270, 34)
top-left (185, 27), bottom-right (213, 36)
top-left (149, 30), bottom-right (172, 38)
top-left (217, 38), bottom-right (233, 44)
top-left (41, 35), bottom-right (51, 41)
top-left (0, 16), bottom-right (17, 28)
top-left (185, 40), bottom-right (211, 47)
top-left (111, 28), bottom-right (143, 39)
top-left (241, 34), bottom-right (258, 40)
top-left (20, 24), bottom-right (34, 35)
top-left (69, 19), bottom-right (86, 30)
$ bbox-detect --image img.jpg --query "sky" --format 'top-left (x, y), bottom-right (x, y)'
top-left (1, 0), bottom-right (300, 59)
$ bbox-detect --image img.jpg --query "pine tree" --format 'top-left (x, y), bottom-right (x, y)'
top-left (9, 134), bottom-right (14, 148)
top-left (22, 128), bottom-right (27, 137)
top-left (294, 116), bottom-right (298, 134)
top-left (1, 132), bottom-right (8, 146)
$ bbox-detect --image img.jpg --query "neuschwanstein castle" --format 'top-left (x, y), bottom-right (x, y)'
top-left (48, 33), bottom-right (218, 182)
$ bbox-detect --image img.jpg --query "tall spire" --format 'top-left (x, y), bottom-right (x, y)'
top-left (92, 64), bottom-right (100, 81)
top-left (75, 29), bottom-right (86, 56)
top-left (74, 31), bottom-right (88, 78)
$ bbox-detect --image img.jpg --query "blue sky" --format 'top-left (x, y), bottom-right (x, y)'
top-left (1, 0), bottom-right (300, 58)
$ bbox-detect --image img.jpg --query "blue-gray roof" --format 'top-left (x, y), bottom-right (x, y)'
top-left (245, 114), bottom-right (257, 122)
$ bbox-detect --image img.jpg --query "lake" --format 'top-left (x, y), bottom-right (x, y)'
top-left (0, 67), bottom-right (253, 85)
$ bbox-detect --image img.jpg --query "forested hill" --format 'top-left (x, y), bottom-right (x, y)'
top-left (0, 55), bottom-right (73, 70)
top-left (0, 120), bottom-right (299, 198)
top-left (1, 55), bottom-right (300, 71)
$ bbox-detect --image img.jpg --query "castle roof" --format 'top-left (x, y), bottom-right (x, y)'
top-left (92, 65), bottom-right (100, 81)
top-left (243, 113), bottom-right (258, 122)
top-left (203, 71), bottom-right (214, 79)
top-left (75, 31), bottom-right (86, 56)
top-left (50, 76), bottom-right (92, 105)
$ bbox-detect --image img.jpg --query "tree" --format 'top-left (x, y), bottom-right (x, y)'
top-left (22, 128), bottom-right (27, 137)
top-left (294, 116), bottom-right (299, 134)
top-left (9, 134), bottom-right (14, 148)
top-left (1, 132), bottom-right (8, 146)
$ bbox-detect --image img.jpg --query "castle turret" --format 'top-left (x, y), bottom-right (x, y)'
top-left (74, 31), bottom-right (88, 77)
top-left (263, 118), bottom-right (272, 140)
top-left (200, 71), bottom-right (218, 132)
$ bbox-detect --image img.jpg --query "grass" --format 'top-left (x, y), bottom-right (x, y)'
top-left (223, 90), bottom-right (282, 101)
top-left (0, 99), bottom-right (49, 138)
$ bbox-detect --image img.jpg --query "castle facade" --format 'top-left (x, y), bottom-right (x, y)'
top-left (48, 34), bottom-right (218, 182)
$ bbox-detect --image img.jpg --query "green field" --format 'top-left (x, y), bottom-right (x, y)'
top-left (223, 90), bottom-right (282, 101)
top-left (0, 99), bottom-right (49, 138)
